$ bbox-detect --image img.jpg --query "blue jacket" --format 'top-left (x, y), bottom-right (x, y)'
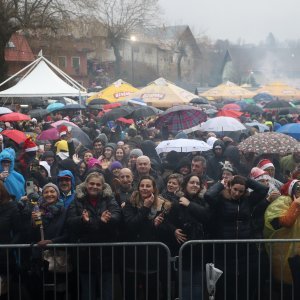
top-left (57, 170), bottom-right (75, 208)
top-left (0, 148), bottom-right (25, 201)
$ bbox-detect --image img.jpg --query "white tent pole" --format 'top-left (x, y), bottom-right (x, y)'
top-left (41, 56), bottom-right (86, 91)
top-left (0, 56), bottom-right (42, 87)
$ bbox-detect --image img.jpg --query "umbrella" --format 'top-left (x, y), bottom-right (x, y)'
top-left (46, 102), bottom-right (65, 113)
top-left (253, 92), bottom-right (274, 102)
top-left (222, 103), bottom-right (241, 111)
top-left (51, 120), bottom-right (79, 128)
top-left (276, 123), bottom-right (300, 140)
top-left (264, 100), bottom-right (293, 109)
top-left (0, 107), bottom-right (13, 115)
top-left (190, 97), bottom-right (208, 104)
top-left (238, 132), bottom-right (300, 155)
top-left (129, 106), bottom-right (162, 119)
top-left (28, 108), bottom-right (49, 120)
top-left (116, 117), bottom-right (134, 124)
top-left (205, 108), bottom-right (218, 115)
top-left (217, 110), bottom-right (243, 118)
top-left (201, 116), bottom-right (246, 132)
top-left (245, 122), bottom-right (270, 132)
top-left (99, 106), bottom-right (135, 124)
top-left (60, 104), bottom-right (86, 111)
top-left (241, 104), bottom-right (263, 114)
top-left (155, 139), bottom-right (211, 155)
top-left (1, 129), bottom-right (27, 144)
top-left (37, 126), bottom-right (91, 147)
top-left (0, 112), bottom-right (30, 122)
top-left (206, 263), bottom-right (223, 300)
top-left (155, 105), bottom-right (207, 133)
top-left (86, 98), bottom-right (110, 105)
top-left (127, 98), bottom-right (147, 106)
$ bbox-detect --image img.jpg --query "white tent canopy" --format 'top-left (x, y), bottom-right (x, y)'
top-left (0, 55), bottom-right (86, 97)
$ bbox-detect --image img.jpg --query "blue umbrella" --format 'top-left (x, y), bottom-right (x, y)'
top-left (46, 102), bottom-right (65, 113)
top-left (276, 123), bottom-right (300, 140)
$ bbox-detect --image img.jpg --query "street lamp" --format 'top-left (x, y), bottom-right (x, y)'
top-left (130, 35), bottom-right (136, 84)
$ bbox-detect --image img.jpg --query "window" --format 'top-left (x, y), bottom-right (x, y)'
top-left (145, 47), bottom-right (153, 54)
top-left (58, 56), bottom-right (66, 68)
top-left (72, 57), bottom-right (80, 69)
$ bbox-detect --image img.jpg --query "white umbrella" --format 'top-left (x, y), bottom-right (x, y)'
top-left (182, 124), bottom-right (202, 134)
top-left (0, 107), bottom-right (13, 115)
top-left (155, 139), bottom-right (212, 155)
top-left (206, 263), bottom-right (223, 300)
top-left (245, 122), bottom-right (270, 133)
top-left (201, 116), bottom-right (246, 132)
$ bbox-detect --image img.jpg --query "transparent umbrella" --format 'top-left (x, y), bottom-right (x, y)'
top-left (206, 263), bottom-right (223, 300)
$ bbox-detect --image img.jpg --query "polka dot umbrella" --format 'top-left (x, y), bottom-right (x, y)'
top-left (238, 132), bottom-right (300, 155)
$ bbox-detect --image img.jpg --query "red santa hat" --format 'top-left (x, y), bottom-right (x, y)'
top-left (257, 159), bottom-right (274, 170)
top-left (23, 137), bottom-right (38, 152)
top-left (280, 179), bottom-right (300, 196)
top-left (59, 125), bottom-right (68, 137)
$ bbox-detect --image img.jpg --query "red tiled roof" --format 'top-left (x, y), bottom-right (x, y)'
top-left (5, 33), bottom-right (35, 62)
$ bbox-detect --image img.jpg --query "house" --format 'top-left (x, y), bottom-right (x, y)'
top-left (5, 33), bottom-right (35, 77)
top-left (28, 34), bottom-right (92, 87)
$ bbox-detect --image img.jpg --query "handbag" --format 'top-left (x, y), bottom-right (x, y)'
top-left (43, 249), bottom-right (73, 273)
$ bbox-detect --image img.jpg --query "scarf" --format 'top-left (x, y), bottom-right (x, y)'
top-left (39, 198), bottom-right (64, 226)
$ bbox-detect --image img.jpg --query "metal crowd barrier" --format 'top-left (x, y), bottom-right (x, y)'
top-left (1, 239), bottom-right (300, 300)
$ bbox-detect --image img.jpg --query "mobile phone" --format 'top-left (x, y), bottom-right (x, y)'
top-left (26, 180), bottom-right (35, 195)
top-left (39, 145), bottom-right (44, 151)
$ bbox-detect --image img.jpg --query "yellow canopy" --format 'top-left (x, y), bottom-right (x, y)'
top-left (122, 77), bottom-right (196, 108)
top-left (86, 79), bottom-right (138, 104)
top-left (200, 81), bottom-right (255, 100)
top-left (255, 81), bottom-right (300, 99)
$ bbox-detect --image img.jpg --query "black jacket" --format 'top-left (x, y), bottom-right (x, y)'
top-left (204, 179), bottom-right (268, 239)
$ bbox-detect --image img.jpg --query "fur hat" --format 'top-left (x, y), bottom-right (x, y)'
top-left (23, 137), bottom-right (38, 152)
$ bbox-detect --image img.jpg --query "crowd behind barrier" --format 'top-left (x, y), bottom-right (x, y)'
top-left (1, 109), bottom-right (300, 299)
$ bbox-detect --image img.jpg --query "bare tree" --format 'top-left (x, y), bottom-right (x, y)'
top-left (0, 0), bottom-right (91, 83)
top-left (94, 0), bottom-right (159, 79)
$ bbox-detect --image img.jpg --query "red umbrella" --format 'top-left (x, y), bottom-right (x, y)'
top-left (0, 112), bottom-right (30, 122)
top-left (217, 110), bottom-right (243, 118)
top-left (222, 103), bottom-right (241, 111)
top-left (117, 117), bottom-right (134, 124)
top-left (1, 129), bottom-right (27, 144)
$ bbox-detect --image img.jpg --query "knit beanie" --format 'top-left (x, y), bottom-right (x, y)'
top-left (109, 161), bottom-right (122, 172)
top-left (129, 148), bottom-right (143, 158)
top-left (42, 183), bottom-right (60, 198)
top-left (87, 158), bottom-right (101, 169)
top-left (105, 143), bottom-right (116, 151)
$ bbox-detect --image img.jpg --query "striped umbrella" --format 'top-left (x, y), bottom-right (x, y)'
top-left (155, 105), bottom-right (207, 133)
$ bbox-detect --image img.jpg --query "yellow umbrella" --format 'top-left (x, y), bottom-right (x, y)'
top-left (255, 81), bottom-right (300, 100)
top-left (200, 81), bottom-right (255, 100)
top-left (86, 79), bottom-right (138, 105)
top-left (122, 77), bottom-right (196, 108)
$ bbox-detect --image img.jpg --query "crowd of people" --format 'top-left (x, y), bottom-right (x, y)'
top-left (1, 108), bottom-right (300, 300)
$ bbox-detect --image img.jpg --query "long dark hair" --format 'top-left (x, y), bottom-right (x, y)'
top-left (181, 173), bottom-right (203, 196)
top-left (229, 175), bottom-right (247, 188)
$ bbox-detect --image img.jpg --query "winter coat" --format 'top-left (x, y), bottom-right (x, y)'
top-left (0, 200), bottom-right (21, 272)
top-left (204, 179), bottom-right (268, 239)
top-left (0, 149), bottom-right (25, 201)
top-left (206, 140), bottom-right (226, 181)
top-left (66, 182), bottom-right (121, 272)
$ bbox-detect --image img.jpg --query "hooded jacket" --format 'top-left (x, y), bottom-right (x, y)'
top-left (0, 149), bottom-right (25, 201)
top-left (206, 140), bottom-right (226, 181)
top-left (57, 170), bottom-right (75, 208)
top-left (66, 182), bottom-right (121, 243)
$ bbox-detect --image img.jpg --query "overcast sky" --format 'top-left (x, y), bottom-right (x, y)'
top-left (159, 0), bottom-right (300, 44)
